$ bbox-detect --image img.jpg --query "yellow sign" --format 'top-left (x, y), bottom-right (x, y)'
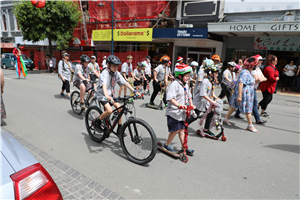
top-left (92, 28), bottom-right (153, 42)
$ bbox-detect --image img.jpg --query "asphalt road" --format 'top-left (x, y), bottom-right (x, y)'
top-left (1, 69), bottom-right (299, 199)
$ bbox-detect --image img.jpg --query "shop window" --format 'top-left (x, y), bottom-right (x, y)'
top-left (226, 48), bottom-right (266, 62)
top-left (2, 14), bottom-right (7, 31)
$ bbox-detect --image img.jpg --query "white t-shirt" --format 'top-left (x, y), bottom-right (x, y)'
top-left (155, 64), bottom-right (169, 82)
top-left (284, 64), bottom-right (297, 77)
top-left (102, 60), bottom-right (107, 69)
top-left (133, 68), bottom-right (145, 79)
top-left (143, 61), bottom-right (151, 75)
top-left (49, 60), bottom-right (53, 68)
top-left (222, 69), bottom-right (232, 85)
top-left (165, 80), bottom-right (192, 121)
top-left (121, 62), bottom-right (133, 76)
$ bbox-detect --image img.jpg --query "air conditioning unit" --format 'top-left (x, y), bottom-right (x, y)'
top-left (179, 24), bottom-right (193, 28)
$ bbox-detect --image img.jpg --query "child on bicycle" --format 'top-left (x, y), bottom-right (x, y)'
top-left (133, 62), bottom-right (147, 93)
top-left (73, 55), bottom-right (93, 109)
top-left (163, 63), bottom-right (196, 156)
top-left (94, 55), bottom-right (139, 135)
top-left (187, 60), bottom-right (219, 137)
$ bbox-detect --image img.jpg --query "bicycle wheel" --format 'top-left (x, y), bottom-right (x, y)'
top-left (70, 91), bottom-right (83, 115)
top-left (119, 118), bottom-right (157, 165)
top-left (85, 106), bottom-right (106, 143)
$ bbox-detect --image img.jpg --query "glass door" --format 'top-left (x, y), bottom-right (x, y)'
top-left (187, 51), bottom-right (211, 65)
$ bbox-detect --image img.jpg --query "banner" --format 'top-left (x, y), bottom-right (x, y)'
top-left (254, 37), bottom-right (300, 51)
top-left (92, 28), bottom-right (153, 41)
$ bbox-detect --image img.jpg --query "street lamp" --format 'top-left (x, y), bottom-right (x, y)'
top-left (98, 0), bottom-right (125, 55)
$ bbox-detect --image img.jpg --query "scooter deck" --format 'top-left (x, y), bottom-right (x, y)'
top-left (197, 130), bottom-right (227, 142)
top-left (157, 142), bottom-right (180, 159)
top-left (145, 103), bottom-right (160, 110)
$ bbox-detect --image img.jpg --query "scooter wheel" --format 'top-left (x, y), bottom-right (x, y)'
top-left (221, 136), bottom-right (227, 142)
top-left (180, 154), bottom-right (188, 163)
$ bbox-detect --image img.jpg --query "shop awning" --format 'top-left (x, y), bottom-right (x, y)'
top-left (208, 21), bottom-right (300, 37)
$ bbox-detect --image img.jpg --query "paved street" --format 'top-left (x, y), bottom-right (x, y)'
top-left (1, 69), bottom-right (299, 199)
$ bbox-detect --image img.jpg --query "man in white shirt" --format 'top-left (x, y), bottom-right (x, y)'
top-left (102, 56), bottom-right (107, 70)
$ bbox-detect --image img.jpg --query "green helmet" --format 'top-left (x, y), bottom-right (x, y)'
top-left (175, 63), bottom-right (192, 77)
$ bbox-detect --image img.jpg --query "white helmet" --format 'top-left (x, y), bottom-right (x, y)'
top-left (191, 61), bottom-right (198, 66)
top-left (228, 62), bottom-right (236, 67)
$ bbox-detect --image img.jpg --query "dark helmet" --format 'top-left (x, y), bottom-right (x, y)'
top-left (106, 55), bottom-right (122, 65)
top-left (80, 55), bottom-right (91, 63)
top-left (146, 55), bottom-right (151, 60)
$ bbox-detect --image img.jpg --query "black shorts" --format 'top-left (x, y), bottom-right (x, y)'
top-left (167, 115), bottom-right (186, 132)
top-left (99, 99), bottom-right (119, 107)
top-left (122, 74), bottom-right (129, 79)
top-left (90, 74), bottom-right (97, 82)
top-left (134, 80), bottom-right (142, 86)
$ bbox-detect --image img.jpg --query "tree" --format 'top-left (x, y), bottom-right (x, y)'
top-left (13, 1), bottom-right (82, 56)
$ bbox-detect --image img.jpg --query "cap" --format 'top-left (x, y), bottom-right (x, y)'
top-left (91, 55), bottom-right (96, 59)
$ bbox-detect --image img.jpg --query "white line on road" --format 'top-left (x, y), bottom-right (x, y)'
top-left (4, 77), bottom-right (12, 80)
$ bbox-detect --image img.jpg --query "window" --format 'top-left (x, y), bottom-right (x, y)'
top-left (22, 55), bottom-right (29, 60)
top-left (5, 54), bottom-right (10, 58)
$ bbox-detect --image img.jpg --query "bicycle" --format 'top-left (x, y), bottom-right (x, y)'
top-left (85, 96), bottom-right (157, 165)
top-left (70, 80), bottom-right (99, 115)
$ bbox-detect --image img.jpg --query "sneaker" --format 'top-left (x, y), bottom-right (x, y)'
top-left (256, 119), bottom-right (267, 124)
top-left (117, 126), bottom-right (127, 137)
top-left (204, 130), bottom-right (215, 137)
top-left (186, 148), bottom-right (195, 156)
top-left (93, 118), bottom-right (104, 132)
top-left (261, 112), bottom-right (271, 118)
top-left (60, 93), bottom-right (65, 97)
top-left (80, 103), bottom-right (86, 109)
top-left (68, 96), bottom-right (70, 100)
top-left (163, 144), bottom-right (176, 154)
top-left (149, 102), bottom-right (155, 106)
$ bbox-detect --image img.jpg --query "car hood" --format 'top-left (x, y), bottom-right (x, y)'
top-left (1, 153), bottom-right (15, 200)
top-left (0, 130), bottom-right (38, 173)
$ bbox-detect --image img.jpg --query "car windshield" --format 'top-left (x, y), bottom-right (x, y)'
top-left (22, 55), bottom-right (29, 60)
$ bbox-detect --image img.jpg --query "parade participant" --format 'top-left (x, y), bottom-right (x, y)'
top-left (218, 62), bottom-right (236, 103)
top-left (102, 56), bottom-right (108, 70)
top-left (163, 63), bottom-right (196, 155)
top-left (73, 55), bottom-right (92, 109)
top-left (87, 55), bottom-right (100, 91)
top-left (13, 43), bottom-right (28, 78)
top-left (142, 55), bottom-right (152, 93)
top-left (175, 56), bottom-right (183, 67)
top-left (133, 62), bottom-right (146, 92)
top-left (223, 56), bottom-right (257, 132)
top-left (148, 55), bottom-right (170, 107)
top-left (119, 55), bottom-right (134, 98)
top-left (187, 61), bottom-right (219, 136)
top-left (189, 61), bottom-right (198, 96)
top-left (94, 55), bottom-right (139, 135)
top-left (211, 54), bottom-right (222, 86)
top-left (58, 52), bottom-right (72, 99)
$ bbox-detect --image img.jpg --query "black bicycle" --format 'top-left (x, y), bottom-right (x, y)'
top-left (85, 96), bottom-right (157, 165)
top-left (70, 80), bottom-right (98, 115)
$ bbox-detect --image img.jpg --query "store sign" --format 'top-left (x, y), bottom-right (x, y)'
top-left (0, 43), bottom-right (13, 48)
top-left (153, 28), bottom-right (207, 38)
top-left (254, 37), bottom-right (300, 51)
top-left (208, 21), bottom-right (300, 32)
top-left (92, 28), bottom-right (153, 41)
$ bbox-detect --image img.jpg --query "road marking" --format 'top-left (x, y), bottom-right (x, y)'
top-left (4, 77), bottom-right (11, 80)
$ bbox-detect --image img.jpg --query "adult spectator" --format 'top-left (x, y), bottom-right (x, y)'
top-left (258, 54), bottom-right (279, 118)
top-left (282, 60), bottom-right (297, 92)
top-left (45, 54), bottom-right (50, 72)
top-left (0, 69), bottom-right (6, 125)
top-left (295, 64), bottom-right (300, 92)
top-left (237, 59), bottom-right (243, 68)
top-left (52, 55), bottom-right (57, 72)
top-left (102, 56), bottom-right (107, 70)
top-left (223, 56), bottom-right (257, 132)
top-left (58, 52), bottom-right (72, 99)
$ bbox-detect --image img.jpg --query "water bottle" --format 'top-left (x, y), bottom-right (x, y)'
top-left (111, 111), bottom-right (118, 123)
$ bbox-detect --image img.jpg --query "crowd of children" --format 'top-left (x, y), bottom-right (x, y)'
top-left (59, 52), bottom-right (270, 156)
